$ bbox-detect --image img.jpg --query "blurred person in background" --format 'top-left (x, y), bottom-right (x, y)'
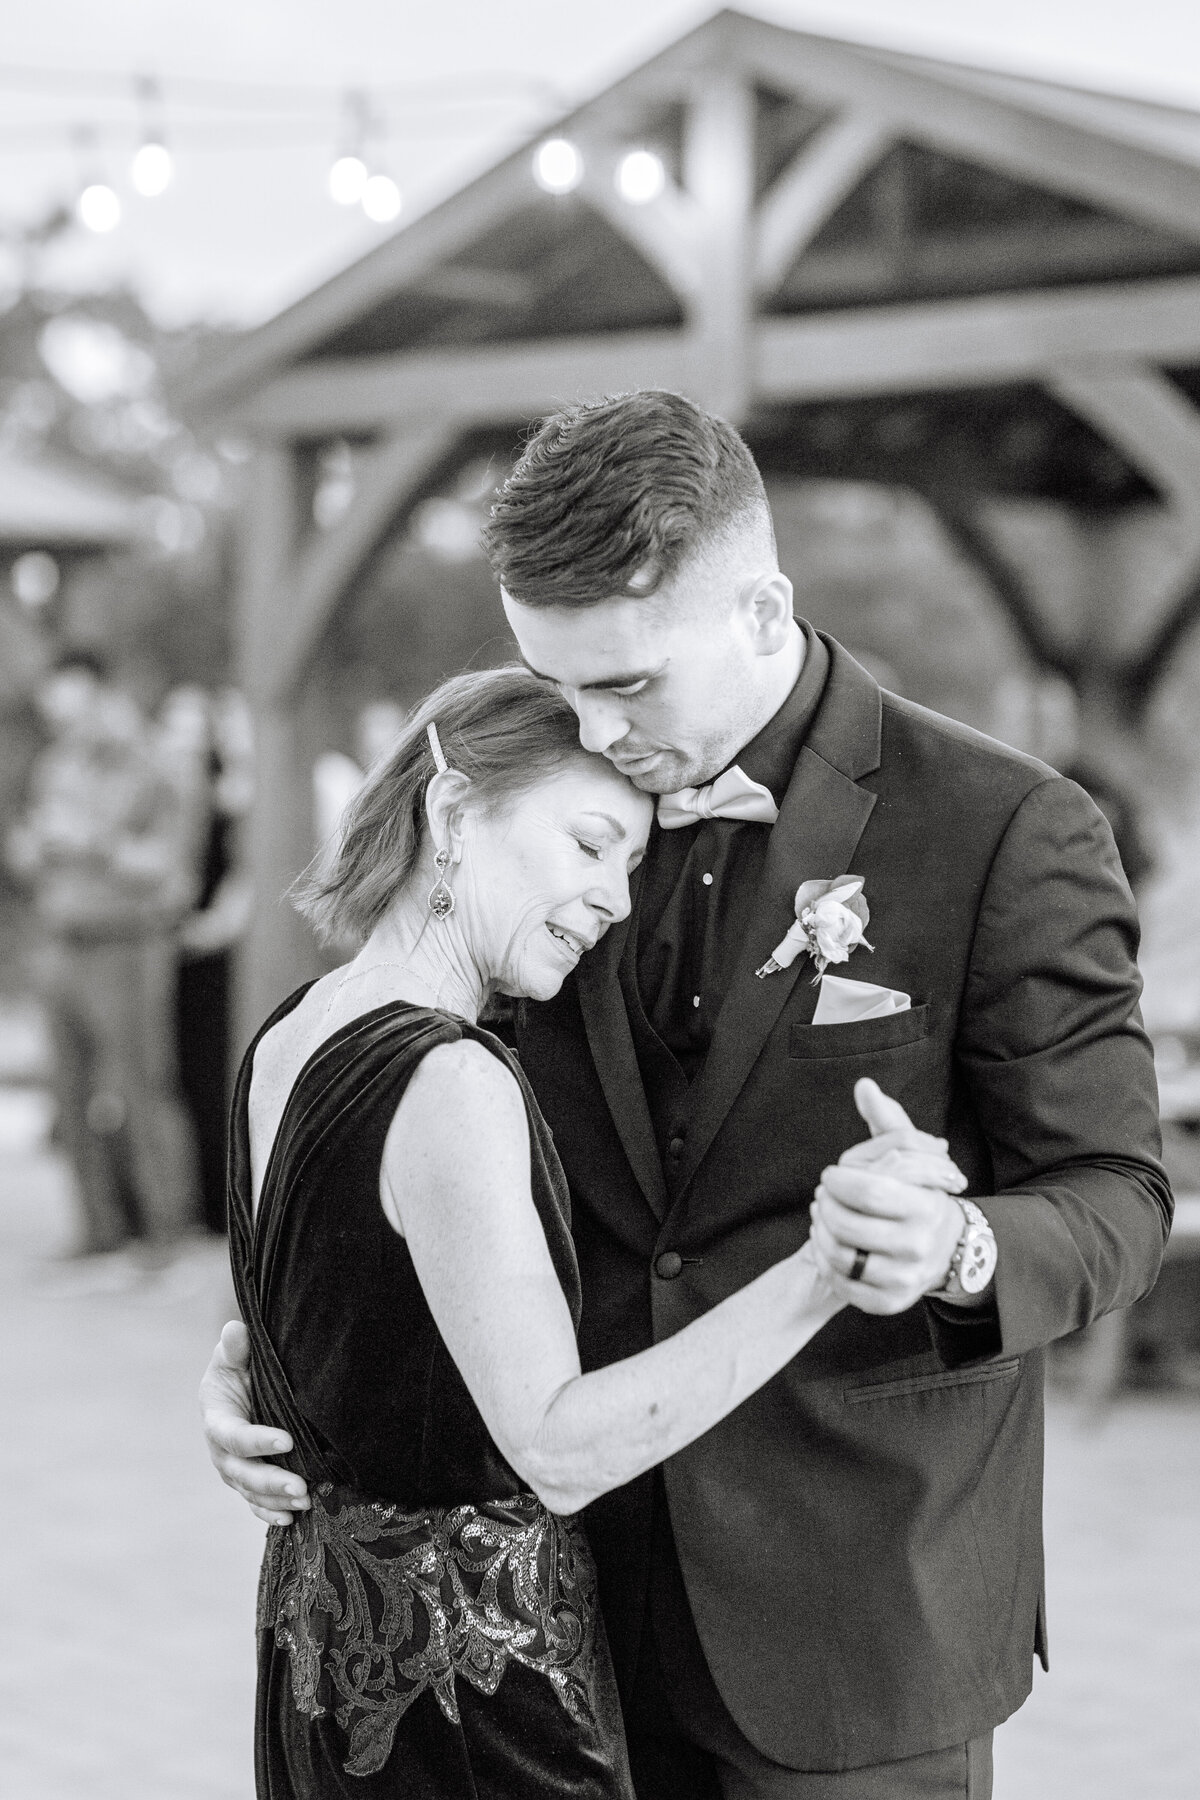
top-left (169, 687), bottom-right (255, 1235)
top-left (6, 647), bottom-right (204, 1281)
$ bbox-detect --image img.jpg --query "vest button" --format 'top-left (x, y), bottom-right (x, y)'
top-left (668, 1135), bottom-right (685, 1160)
top-left (655, 1251), bottom-right (683, 1280)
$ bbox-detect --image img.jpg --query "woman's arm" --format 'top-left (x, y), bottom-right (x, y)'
top-left (382, 1040), bottom-right (842, 1516)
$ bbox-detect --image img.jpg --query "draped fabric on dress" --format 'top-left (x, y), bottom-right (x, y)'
top-left (227, 990), bottom-right (633, 1799)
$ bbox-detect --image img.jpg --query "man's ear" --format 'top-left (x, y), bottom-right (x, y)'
top-left (741, 570), bottom-right (795, 652)
top-left (424, 769), bottom-right (472, 863)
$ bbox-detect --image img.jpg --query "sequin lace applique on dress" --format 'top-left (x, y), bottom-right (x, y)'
top-left (258, 1481), bottom-right (601, 1778)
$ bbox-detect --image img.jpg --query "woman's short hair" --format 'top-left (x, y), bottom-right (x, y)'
top-left (293, 665), bottom-right (585, 946)
top-left (484, 389), bottom-right (773, 608)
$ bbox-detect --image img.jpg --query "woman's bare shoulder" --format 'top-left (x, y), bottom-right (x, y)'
top-left (250, 978), bottom-right (342, 1112)
top-left (403, 1035), bottom-right (523, 1124)
top-left (381, 1037), bottom-right (527, 1237)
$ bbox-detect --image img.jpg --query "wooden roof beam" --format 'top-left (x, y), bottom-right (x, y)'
top-left (1048, 362), bottom-right (1200, 658)
top-left (1049, 362), bottom-right (1200, 516)
top-left (682, 65), bottom-right (756, 419)
top-left (179, 156), bottom-right (542, 414)
top-left (754, 112), bottom-right (893, 296)
top-left (232, 276), bottom-right (1200, 440)
top-left (232, 329), bottom-right (691, 437)
top-left (735, 16), bottom-right (1200, 244)
top-left (756, 274), bottom-right (1200, 401)
top-left (777, 218), bottom-right (1200, 307)
top-left (577, 158), bottom-right (705, 305)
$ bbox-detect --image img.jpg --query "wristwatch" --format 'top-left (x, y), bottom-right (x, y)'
top-left (936, 1197), bottom-right (998, 1298)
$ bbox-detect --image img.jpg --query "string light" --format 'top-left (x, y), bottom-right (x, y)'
top-left (0, 65), bottom-right (566, 240)
top-left (130, 76), bottom-right (172, 196)
top-left (328, 88), bottom-right (371, 206)
top-left (533, 137), bottom-right (582, 194)
top-left (362, 172), bottom-right (402, 222)
top-left (11, 551), bottom-right (60, 608)
top-left (616, 148), bottom-right (665, 205)
top-left (329, 153), bottom-right (367, 204)
top-left (131, 140), bottom-right (172, 195)
top-left (78, 182), bottom-right (121, 232)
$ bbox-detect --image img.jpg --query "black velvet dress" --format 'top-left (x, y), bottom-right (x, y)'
top-left (227, 990), bottom-right (634, 1800)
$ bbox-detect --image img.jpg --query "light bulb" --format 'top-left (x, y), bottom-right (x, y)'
top-left (362, 173), bottom-right (401, 222)
top-left (616, 149), bottom-right (665, 205)
top-left (78, 184), bottom-right (121, 233)
top-left (131, 141), bottom-right (173, 196)
top-left (11, 551), bottom-right (59, 608)
top-left (329, 154), bottom-right (368, 205)
top-left (533, 138), bottom-right (582, 195)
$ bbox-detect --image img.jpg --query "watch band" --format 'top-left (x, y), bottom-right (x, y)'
top-left (937, 1197), bottom-right (997, 1298)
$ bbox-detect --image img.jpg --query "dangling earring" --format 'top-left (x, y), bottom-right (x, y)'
top-left (428, 847), bottom-right (455, 919)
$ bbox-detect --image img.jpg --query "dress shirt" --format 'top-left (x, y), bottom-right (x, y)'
top-left (625, 625), bottom-right (832, 1763)
top-left (635, 623), bottom-right (830, 1083)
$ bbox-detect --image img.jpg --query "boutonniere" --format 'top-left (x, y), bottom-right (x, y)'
top-left (755, 876), bottom-right (873, 981)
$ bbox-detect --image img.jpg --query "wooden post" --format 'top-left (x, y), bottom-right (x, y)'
top-left (683, 62), bottom-right (756, 420)
top-left (234, 444), bottom-right (323, 1054)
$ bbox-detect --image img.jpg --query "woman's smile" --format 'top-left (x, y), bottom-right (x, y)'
top-left (545, 921), bottom-right (591, 960)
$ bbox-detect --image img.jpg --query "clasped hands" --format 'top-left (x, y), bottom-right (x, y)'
top-left (806, 1077), bottom-right (970, 1315)
top-left (200, 1078), bottom-right (971, 1527)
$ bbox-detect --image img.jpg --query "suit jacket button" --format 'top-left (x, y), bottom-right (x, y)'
top-left (655, 1251), bottom-right (683, 1280)
top-left (668, 1135), bottom-right (685, 1159)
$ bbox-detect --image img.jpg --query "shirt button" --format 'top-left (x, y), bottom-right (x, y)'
top-left (692, 995), bottom-right (701, 1008)
top-left (655, 1251), bottom-right (683, 1280)
top-left (668, 1135), bottom-right (685, 1160)
top-left (701, 873), bottom-right (713, 886)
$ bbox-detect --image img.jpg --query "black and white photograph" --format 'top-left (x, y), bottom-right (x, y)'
top-left (2, 4), bottom-right (1199, 1797)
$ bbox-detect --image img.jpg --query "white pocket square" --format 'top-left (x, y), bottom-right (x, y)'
top-left (812, 974), bottom-right (912, 1026)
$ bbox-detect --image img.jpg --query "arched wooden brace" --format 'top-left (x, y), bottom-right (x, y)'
top-left (234, 422), bottom-right (461, 1044)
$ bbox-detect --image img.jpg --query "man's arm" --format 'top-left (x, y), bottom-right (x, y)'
top-left (199, 1322), bottom-right (310, 1527)
top-left (949, 774), bottom-right (1171, 1355)
top-left (809, 775), bottom-right (1170, 1352)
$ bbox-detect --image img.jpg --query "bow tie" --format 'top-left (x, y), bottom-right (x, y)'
top-left (657, 765), bottom-right (780, 831)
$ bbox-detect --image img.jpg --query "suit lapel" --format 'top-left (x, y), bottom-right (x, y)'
top-left (675, 641), bottom-right (883, 1198)
top-left (575, 869), bottom-right (669, 1222)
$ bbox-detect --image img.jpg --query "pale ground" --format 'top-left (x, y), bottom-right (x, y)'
top-left (0, 1037), bottom-right (1196, 1799)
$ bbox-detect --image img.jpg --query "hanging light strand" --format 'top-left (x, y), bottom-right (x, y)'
top-left (72, 124), bottom-right (121, 233)
top-left (130, 74), bottom-right (173, 196)
top-left (0, 61), bottom-right (574, 238)
top-left (328, 88), bottom-right (369, 204)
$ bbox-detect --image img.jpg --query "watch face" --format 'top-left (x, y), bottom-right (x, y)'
top-left (959, 1228), bottom-right (997, 1295)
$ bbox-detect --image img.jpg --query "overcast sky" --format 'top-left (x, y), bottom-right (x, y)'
top-left (4, 0), bottom-right (1200, 328)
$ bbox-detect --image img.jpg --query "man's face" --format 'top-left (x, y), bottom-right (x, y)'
top-left (503, 554), bottom-right (786, 794)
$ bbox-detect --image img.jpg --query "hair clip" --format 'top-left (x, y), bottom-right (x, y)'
top-left (426, 721), bottom-right (448, 775)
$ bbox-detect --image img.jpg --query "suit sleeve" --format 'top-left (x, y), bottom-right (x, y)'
top-left (933, 774), bottom-right (1171, 1364)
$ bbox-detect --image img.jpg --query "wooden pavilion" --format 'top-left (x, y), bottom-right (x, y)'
top-left (180, 9), bottom-right (1200, 1039)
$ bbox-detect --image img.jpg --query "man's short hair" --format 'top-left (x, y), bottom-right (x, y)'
top-left (485, 390), bottom-right (773, 607)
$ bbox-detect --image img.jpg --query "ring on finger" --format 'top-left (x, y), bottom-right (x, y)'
top-left (848, 1246), bottom-right (869, 1282)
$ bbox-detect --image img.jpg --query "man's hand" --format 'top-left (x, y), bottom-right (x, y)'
top-left (199, 1321), bottom-right (311, 1527)
top-left (808, 1079), bottom-right (970, 1316)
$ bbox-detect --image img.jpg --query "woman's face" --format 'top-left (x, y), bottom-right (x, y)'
top-left (456, 756), bottom-right (652, 1002)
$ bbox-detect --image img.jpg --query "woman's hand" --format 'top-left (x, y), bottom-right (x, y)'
top-left (808, 1079), bottom-right (970, 1315)
top-left (199, 1321), bottom-right (311, 1528)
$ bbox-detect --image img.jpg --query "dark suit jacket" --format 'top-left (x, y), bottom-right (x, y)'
top-left (515, 635), bottom-right (1170, 1771)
